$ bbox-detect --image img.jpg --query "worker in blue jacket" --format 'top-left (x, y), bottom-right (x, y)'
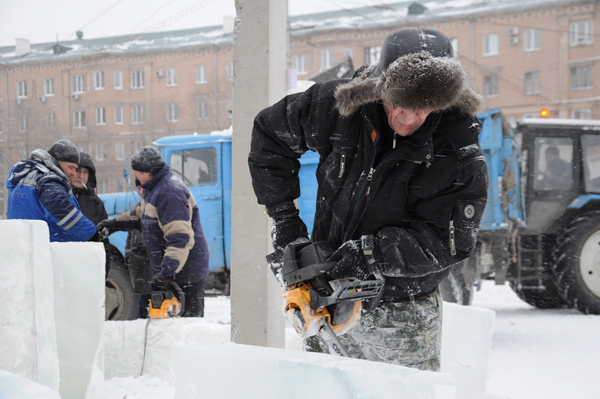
top-left (6, 139), bottom-right (100, 242)
top-left (98, 147), bottom-right (209, 317)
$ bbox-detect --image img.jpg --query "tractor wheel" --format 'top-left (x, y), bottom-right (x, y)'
top-left (509, 273), bottom-right (569, 309)
top-left (552, 212), bottom-right (600, 315)
top-left (440, 256), bottom-right (476, 305)
top-left (105, 254), bottom-right (139, 321)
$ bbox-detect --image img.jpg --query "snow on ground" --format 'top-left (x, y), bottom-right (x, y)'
top-left (97, 281), bottom-right (600, 399)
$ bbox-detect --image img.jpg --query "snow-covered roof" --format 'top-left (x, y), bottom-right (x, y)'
top-left (0, 0), bottom-right (586, 65)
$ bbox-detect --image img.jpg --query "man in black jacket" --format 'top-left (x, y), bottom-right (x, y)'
top-left (249, 28), bottom-right (488, 371)
top-left (70, 152), bottom-right (108, 225)
top-left (69, 151), bottom-right (110, 275)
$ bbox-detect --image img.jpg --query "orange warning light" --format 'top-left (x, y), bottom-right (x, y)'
top-left (540, 108), bottom-right (549, 118)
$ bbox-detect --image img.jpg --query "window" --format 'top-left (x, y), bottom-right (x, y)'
top-left (572, 108), bottom-right (592, 120)
top-left (131, 70), bottom-right (145, 89)
top-left (570, 20), bottom-right (593, 46)
top-left (170, 148), bottom-right (218, 187)
top-left (18, 115), bottom-right (28, 132)
top-left (73, 111), bottom-right (86, 128)
top-left (46, 113), bottom-right (55, 130)
top-left (115, 142), bottom-right (125, 161)
top-left (98, 178), bottom-right (108, 194)
top-left (114, 71), bottom-right (123, 89)
top-left (483, 75), bottom-right (498, 97)
top-left (196, 64), bottom-right (207, 84)
top-left (524, 71), bottom-right (541, 95)
top-left (72, 75), bottom-right (85, 94)
top-left (570, 66), bottom-right (593, 90)
top-left (292, 55), bottom-right (307, 75)
top-left (533, 137), bottom-right (573, 191)
top-left (226, 62), bottom-right (233, 82)
top-left (166, 67), bottom-right (177, 87)
top-left (483, 33), bottom-right (499, 56)
top-left (363, 46), bottom-right (380, 65)
top-left (343, 47), bottom-right (353, 58)
top-left (167, 103), bottom-right (178, 123)
top-left (96, 142), bottom-right (107, 161)
top-left (44, 78), bottom-right (54, 96)
top-left (197, 100), bottom-right (208, 120)
top-left (17, 80), bottom-right (27, 98)
top-left (451, 38), bottom-right (458, 58)
top-left (115, 106), bottom-right (123, 125)
top-left (94, 71), bottom-right (105, 90)
top-left (321, 49), bottom-right (334, 69)
top-left (96, 107), bottom-right (106, 125)
top-left (524, 29), bottom-right (541, 52)
top-left (131, 105), bottom-right (145, 124)
top-left (582, 135), bottom-right (600, 192)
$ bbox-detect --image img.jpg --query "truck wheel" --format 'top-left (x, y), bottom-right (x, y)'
top-left (439, 257), bottom-right (476, 305)
top-left (552, 213), bottom-right (600, 315)
top-left (509, 273), bottom-right (568, 309)
top-left (105, 254), bottom-right (139, 321)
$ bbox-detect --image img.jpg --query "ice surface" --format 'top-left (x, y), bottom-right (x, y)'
top-left (171, 342), bottom-right (457, 399)
top-left (0, 370), bottom-right (61, 399)
top-left (440, 302), bottom-right (495, 399)
top-left (0, 220), bottom-right (59, 390)
top-left (51, 242), bottom-right (105, 399)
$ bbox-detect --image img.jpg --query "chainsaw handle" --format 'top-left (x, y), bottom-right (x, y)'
top-left (167, 281), bottom-right (185, 316)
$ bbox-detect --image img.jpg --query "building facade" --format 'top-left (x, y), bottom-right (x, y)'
top-left (0, 0), bottom-right (598, 216)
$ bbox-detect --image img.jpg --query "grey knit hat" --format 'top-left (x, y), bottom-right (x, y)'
top-left (131, 146), bottom-right (165, 174)
top-left (48, 139), bottom-right (80, 164)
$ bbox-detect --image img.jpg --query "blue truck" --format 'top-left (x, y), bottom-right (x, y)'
top-left (101, 109), bottom-right (600, 319)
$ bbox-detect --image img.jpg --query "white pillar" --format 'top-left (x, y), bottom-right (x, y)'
top-left (230, 0), bottom-right (288, 348)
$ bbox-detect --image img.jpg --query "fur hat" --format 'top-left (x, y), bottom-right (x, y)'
top-left (335, 28), bottom-right (482, 117)
top-left (48, 139), bottom-right (80, 164)
top-left (131, 146), bottom-right (165, 174)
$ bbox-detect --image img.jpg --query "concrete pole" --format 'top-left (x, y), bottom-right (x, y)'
top-left (230, 0), bottom-right (288, 348)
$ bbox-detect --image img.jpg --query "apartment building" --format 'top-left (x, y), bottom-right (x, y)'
top-left (0, 0), bottom-right (598, 215)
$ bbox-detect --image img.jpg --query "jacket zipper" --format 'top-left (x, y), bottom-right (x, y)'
top-left (338, 154), bottom-right (346, 178)
top-left (365, 167), bottom-right (375, 196)
top-left (449, 219), bottom-right (457, 256)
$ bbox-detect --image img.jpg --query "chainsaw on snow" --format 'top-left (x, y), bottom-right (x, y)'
top-left (276, 240), bottom-right (384, 356)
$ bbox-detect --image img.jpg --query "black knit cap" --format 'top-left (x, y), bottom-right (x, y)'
top-left (48, 139), bottom-right (80, 164)
top-left (131, 146), bottom-right (165, 174)
top-left (371, 27), bottom-right (453, 78)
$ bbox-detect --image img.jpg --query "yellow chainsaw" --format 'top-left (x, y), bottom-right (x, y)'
top-left (278, 241), bottom-right (384, 356)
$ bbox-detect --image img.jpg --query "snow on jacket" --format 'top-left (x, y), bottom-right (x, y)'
top-left (113, 164), bottom-right (209, 284)
top-left (249, 79), bottom-right (489, 300)
top-left (73, 152), bottom-right (108, 226)
top-left (6, 149), bottom-right (98, 242)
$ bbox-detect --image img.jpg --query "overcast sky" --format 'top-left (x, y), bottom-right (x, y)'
top-left (0, 0), bottom-right (399, 47)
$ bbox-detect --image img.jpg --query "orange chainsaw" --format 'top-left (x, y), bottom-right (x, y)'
top-left (148, 281), bottom-right (185, 318)
top-left (278, 240), bottom-right (384, 356)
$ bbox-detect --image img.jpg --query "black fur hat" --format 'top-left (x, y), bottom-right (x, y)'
top-left (335, 28), bottom-right (482, 117)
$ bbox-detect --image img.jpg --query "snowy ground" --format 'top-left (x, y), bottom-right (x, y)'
top-left (97, 281), bottom-right (600, 399)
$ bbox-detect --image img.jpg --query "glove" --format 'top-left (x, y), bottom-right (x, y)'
top-left (152, 271), bottom-right (174, 291)
top-left (327, 237), bottom-right (380, 281)
top-left (266, 236), bottom-right (310, 288)
top-left (88, 229), bottom-right (102, 242)
top-left (266, 203), bottom-right (309, 252)
top-left (97, 219), bottom-right (118, 239)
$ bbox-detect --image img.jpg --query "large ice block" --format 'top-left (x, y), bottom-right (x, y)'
top-left (51, 242), bottom-right (105, 399)
top-left (171, 342), bottom-right (456, 399)
top-left (440, 302), bottom-right (495, 399)
top-left (0, 220), bottom-right (59, 391)
top-left (0, 370), bottom-right (61, 399)
top-left (103, 318), bottom-right (230, 382)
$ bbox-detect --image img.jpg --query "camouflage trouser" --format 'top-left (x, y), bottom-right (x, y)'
top-left (304, 290), bottom-right (443, 371)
